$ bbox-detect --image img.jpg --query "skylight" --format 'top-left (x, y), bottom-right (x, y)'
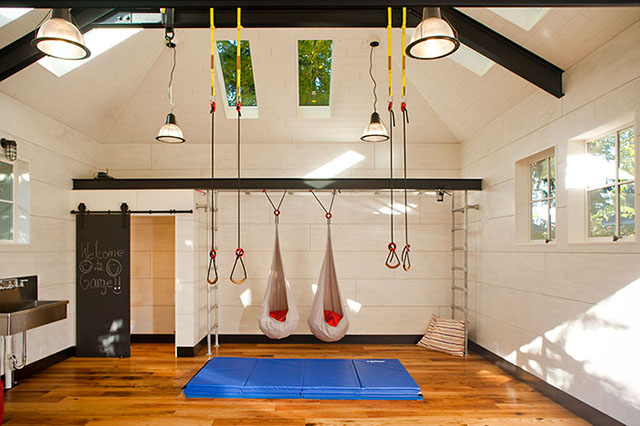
top-left (297, 40), bottom-right (333, 107)
top-left (38, 28), bottom-right (142, 77)
top-left (449, 43), bottom-right (495, 77)
top-left (488, 8), bottom-right (550, 31)
top-left (0, 8), bottom-right (32, 28)
top-left (216, 40), bottom-right (257, 107)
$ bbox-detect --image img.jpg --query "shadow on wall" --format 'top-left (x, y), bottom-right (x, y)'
top-left (509, 277), bottom-right (640, 422)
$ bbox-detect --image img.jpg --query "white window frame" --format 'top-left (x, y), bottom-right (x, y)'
top-left (514, 146), bottom-right (556, 245)
top-left (528, 153), bottom-right (556, 243)
top-left (584, 125), bottom-right (635, 242)
top-left (0, 159), bottom-right (15, 242)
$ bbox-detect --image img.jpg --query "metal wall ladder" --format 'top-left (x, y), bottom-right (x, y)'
top-left (206, 190), bottom-right (220, 356)
top-left (450, 190), bottom-right (478, 356)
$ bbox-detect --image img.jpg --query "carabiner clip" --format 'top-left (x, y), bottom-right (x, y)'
top-left (230, 248), bottom-right (247, 285)
top-left (385, 242), bottom-right (401, 269)
top-left (401, 244), bottom-right (411, 272)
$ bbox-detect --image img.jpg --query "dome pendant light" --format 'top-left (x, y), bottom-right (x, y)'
top-left (361, 41), bottom-right (389, 143)
top-left (32, 8), bottom-right (91, 60)
top-left (406, 7), bottom-right (460, 60)
top-left (156, 26), bottom-right (185, 144)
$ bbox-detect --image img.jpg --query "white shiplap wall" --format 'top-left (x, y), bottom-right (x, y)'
top-left (461, 20), bottom-right (640, 425)
top-left (0, 92), bottom-right (99, 369)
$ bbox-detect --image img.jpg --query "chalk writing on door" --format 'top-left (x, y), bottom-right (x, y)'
top-left (78, 241), bottom-right (125, 296)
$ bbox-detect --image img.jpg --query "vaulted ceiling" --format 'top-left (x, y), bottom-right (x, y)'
top-left (1, 7), bottom-right (639, 145)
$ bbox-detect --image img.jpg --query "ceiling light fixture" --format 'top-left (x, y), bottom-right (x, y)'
top-left (406, 7), bottom-right (459, 60)
top-left (32, 8), bottom-right (91, 60)
top-left (156, 14), bottom-right (185, 144)
top-left (361, 41), bottom-right (389, 143)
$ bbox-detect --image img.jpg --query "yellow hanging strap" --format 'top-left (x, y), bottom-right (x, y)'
top-left (236, 7), bottom-right (242, 111)
top-left (387, 7), bottom-right (393, 109)
top-left (209, 8), bottom-right (216, 110)
top-left (401, 7), bottom-right (407, 103)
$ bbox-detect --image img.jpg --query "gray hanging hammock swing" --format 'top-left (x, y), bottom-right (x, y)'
top-left (307, 190), bottom-right (349, 342)
top-left (258, 191), bottom-right (299, 339)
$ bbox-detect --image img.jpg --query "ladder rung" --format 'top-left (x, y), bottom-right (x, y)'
top-left (451, 227), bottom-right (465, 231)
top-left (452, 286), bottom-right (467, 292)
top-left (452, 246), bottom-right (466, 251)
top-left (452, 207), bottom-right (465, 213)
top-left (452, 266), bottom-right (467, 272)
top-left (452, 306), bottom-right (466, 313)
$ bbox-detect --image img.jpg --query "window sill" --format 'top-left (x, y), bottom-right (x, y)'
top-left (568, 238), bottom-right (637, 245)
top-left (515, 240), bottom-right (557, 247)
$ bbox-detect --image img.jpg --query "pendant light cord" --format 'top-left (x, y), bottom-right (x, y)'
top-left (368, 44), bottom-right (378, 113)
top-left (385, 9), bottom-right (400, 270)
top-left (167, 42), bottom-right (177, 113)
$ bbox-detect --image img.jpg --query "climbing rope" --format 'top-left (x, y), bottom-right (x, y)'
top-left (207, 8), bottom-right (218, 285)
top-left (310, 189), bottom-right (337, 223)
top-left (400, 7), bottom-right (411, 272)
top-left (264, 190), bottom-right (287, 224)
top-left (385, 7), bottom-right (400, 270)
top-left (230, 7), bottom-right (246, 285)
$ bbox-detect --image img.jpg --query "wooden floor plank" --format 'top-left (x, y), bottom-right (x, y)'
top-left (3, 343), bottom-right (587, 425)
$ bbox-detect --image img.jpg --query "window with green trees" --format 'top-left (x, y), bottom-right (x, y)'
top-left (530, 154), bottom-right (556, 241)
top-left (297, 40), bottom-right (333, 107)
top-left (0, 160), bottom-right (14, 240)
top-left (216, 40), bottom-right (257, 107)
top-left (587, 126), bottom-right (635, 239)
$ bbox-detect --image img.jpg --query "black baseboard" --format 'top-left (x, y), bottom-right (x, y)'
top-left (2, 346), bottom-right (75, 388)
top-left (218, 334), bottom-right (423, 344)
top-left (131, 334), bottom-right (175, 343)
top-left (175, 334), bottom-right (423, 357)
top-left (468, 341), bottom-right (624, 426)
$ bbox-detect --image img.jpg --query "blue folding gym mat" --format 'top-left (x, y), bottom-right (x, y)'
top-left (184, 357), bottom-right (422, 400)
top-left (302, 359), bottom-right (362, 400)
top-left (353, 359), bottom-right (422, 400)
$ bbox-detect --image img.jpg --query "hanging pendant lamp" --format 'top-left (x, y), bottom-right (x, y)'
top-left (32, 8), bottom-right (91, 60)
top-left (361, 41), bottom-right (389, 143)
top-left (156, 28), bottom-right (185, 144)
top-left (406, 7), bottom-right (459, 60)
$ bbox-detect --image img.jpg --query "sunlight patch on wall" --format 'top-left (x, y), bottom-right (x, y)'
top-left (488, 8), bottom-right (550, 31)
top-left (304, 151), bottom-right (365, 179)
top-left (0, 8), bottom-right (32, 28)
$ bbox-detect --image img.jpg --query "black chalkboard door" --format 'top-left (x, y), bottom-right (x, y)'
top-left (76, 214), bottom-right (130, 357)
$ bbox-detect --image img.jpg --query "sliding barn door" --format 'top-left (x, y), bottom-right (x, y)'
top-left (76, 214), bottom-right (131, 357)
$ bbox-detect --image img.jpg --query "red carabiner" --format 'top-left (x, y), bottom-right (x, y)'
top-left (235, 101), bottom-right (241, 112)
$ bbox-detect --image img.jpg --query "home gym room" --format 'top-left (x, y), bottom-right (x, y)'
top-left (0, 0), bottom-right (638, 424)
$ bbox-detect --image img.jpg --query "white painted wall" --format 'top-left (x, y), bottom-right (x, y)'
top-left (462, 21), bottom-right (640, 425)
top-left (0, 92), bottom-right (99, 371)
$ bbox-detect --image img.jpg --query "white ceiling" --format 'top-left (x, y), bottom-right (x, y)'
top-left (0, 7), bottom-right (639, 145)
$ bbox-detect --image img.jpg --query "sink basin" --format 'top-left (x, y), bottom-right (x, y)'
top-left (0, 300), bottom-right (68, 335)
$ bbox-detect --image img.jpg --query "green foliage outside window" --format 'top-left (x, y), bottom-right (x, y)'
top-left (298, 40), bottom-right (333, 106)
top-left (216, 40), bottom-right (257, 107)
top-left (530, 155), bottom-right (556, 241)
top-left (587, 126), bottom-right (635, 238)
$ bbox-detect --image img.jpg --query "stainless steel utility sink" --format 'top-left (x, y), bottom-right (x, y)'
top-left (0, 300), bottom-right (68, 336)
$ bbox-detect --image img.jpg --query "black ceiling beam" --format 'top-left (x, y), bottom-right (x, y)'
top-left (1, 1), bottom-right (638, 7)
top-left (439, 7), bottom-right (564, 97)
top-left (0, 8), bottom-right (115, 82)
top-left (72, 178), bottom-right (483, 191)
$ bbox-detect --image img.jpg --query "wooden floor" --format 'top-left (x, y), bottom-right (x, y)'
top-left (3, 343), bottom-right (586, 425)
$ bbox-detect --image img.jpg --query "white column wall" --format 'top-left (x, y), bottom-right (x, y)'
top-left (461, 21), bottom-right (640, 425)
top-left (0, 93), bottom-right (99, 372)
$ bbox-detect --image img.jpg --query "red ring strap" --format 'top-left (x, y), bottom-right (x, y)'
top-left (235, 248), bottom-right (244, 257)
top-left (325, 212), bottom-right (332, 220)
top-left (388, 242), bottom-right (397, 251)
top-left (236, 101), bottom-right (241, 111)
top-left (209, 249), bottom-right (217, 259)
top-left (274, 210), bottom-right (280, 216)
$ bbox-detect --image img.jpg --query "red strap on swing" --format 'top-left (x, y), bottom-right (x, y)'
top-left (236, 101), bottom-right (241, 112)
top-left (388, 101), bottom-right (393, 111)
top-left (210, 101), bottom-right (216, 112)
top-left (401, 101), bottom-right (407, 112)
top-left (324, 310), bottom-right (343, 327)
top-left (269, 309), bottom-right (288, 322)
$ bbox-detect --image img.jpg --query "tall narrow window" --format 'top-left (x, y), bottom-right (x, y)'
top-left (586, 126), bottom-right (635, 239)
top-left (297, 40), bottom-right (333, 107)
top-left (530, 154), bottom-right (556, 241)
top-left (0, 161), bottom-right (14, 240)
top-left (216, 40), bottom-right (257, 107)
